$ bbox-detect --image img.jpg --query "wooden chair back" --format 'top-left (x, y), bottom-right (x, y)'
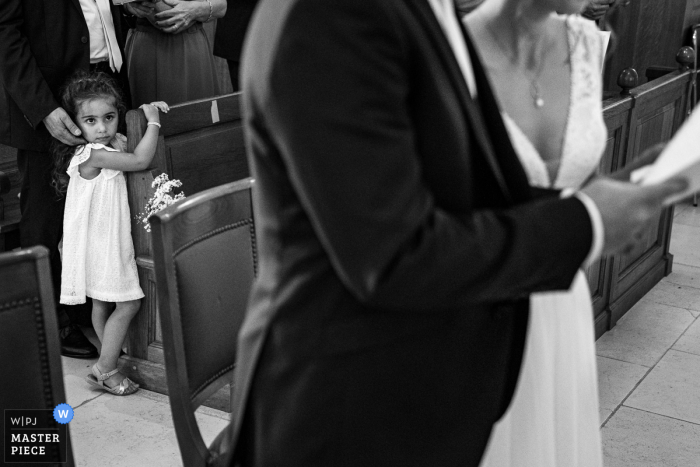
top-left (149, 178), bottom-right (256, 467)
top-left (0, 247), bottom-right (74, 466)
top-left (122, 94), bottom-right (250, 400)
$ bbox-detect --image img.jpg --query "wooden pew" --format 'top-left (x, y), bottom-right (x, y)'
top-left (0, 144), bottom-right (21, 253)
top-left (591, 49), bottom-right (696, 338)
top-left (122, 93), bottom-right (249, 409)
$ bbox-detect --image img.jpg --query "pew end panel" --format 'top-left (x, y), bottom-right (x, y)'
top-left (124, 93), bottom-right (250, 408)
top-left (588, 94), bottom-right (635, 338)
top-left (606, 69), bottom-right (695, 328)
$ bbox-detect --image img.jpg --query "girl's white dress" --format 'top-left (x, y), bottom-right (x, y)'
top-left (479, 16), bottom-right (606, 467)
top-left (60, 133), bottom-right (144, 305)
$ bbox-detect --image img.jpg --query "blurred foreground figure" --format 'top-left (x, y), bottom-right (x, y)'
top-left (209, 1), bottom-right (687, 466)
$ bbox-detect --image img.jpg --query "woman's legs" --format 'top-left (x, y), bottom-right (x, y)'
top-left (94, 298), bottom-right (140, 388)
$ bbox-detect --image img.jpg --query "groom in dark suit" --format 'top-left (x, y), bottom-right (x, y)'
top-left (212, 0), bottom-right (686, 465)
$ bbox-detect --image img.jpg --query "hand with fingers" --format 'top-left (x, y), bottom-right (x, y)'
top-left (140, 101), bottom-right (169, 127)
top-left (154, 0), bottom-right (202, 35)
top-left (123, 1), bottom-right (158, 19)
top-left (43, 107), bottom-right (85, 146)
top-left (581, 0), bottom-right (617, 21)
top-left (608, 143), bottom-right (666, 182)
top-left (581, 176), bottom-right (688, 256)
top-left (148, 101), bottom-right (170, 113)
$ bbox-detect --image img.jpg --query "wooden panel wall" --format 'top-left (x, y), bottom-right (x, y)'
top-left (602, 0), bottom-right (699, 92)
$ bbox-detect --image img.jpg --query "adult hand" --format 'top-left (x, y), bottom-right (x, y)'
top-left (609, 143), bottom-right (666, 181)
top-left (581, 0), bottom-right (616, 21)
top-left (123, 1), bottom-right (157, 18)
top-left (43, 107), bottom-right (85, 146)
top-left (581, 176), bottom-right (688, 256)
top-left (155, 0), bottom-right (202, 35)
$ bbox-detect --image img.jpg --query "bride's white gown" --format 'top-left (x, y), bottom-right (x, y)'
top-left (479, 16), bottom-right (607, 467)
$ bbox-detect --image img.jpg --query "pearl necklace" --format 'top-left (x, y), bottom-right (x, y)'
top-left (485, 20), bottom-right (550, 108)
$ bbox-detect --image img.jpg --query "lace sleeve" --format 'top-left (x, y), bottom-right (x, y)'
top-left (571, 16), bottom-right (604, 75)
top-left (67, 143), bottom-right (106, 178)
top-left (66, 142), bottom-right (123, 180)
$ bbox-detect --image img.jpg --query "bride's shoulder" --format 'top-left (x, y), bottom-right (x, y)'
top-left (556, 14), bottom-right (604, 64)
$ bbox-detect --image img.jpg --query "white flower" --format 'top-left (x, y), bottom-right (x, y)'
top-left (138, 173), bottom-right (185, 233)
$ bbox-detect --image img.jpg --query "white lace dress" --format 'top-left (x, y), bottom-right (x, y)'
top-left (479, 16), bottom-right (606, 467)
top-left (60, 134), bottom-right (144, 305)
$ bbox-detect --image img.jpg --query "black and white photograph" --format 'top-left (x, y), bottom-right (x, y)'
top-left (1, 0), bottom-right (699, 465)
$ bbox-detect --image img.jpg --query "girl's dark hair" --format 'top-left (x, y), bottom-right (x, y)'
top-left (51, 70), bottom-right (127, 196)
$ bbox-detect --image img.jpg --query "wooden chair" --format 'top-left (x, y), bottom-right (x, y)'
top-left (149, 178), bottom-right (256, 467)
top-left (122, 93), bottom-right (250, 398)
top-left (0, 246), bottom-right (74, 466)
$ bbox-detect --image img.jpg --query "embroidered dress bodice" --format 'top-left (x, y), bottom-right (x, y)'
top-left (502, 15), bottom-right (607, 190)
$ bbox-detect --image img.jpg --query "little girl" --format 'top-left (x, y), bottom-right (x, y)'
top-left (52, 71), bottom-right (169, 396)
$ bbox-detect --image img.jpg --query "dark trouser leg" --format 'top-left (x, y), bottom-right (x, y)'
top-left (17, 148), bottom-right (96, 359)
top-left (16, 148), bottom-right (69, 326)
top-left (227, 60), bottom-right (241, 93)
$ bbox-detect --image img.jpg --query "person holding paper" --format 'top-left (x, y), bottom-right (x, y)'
top-left (0, 0), bottom-right (131, 359)
top-left (465, 0), bottom-right (678, 466)
top-left (209, 1), bottom-right (687, 466)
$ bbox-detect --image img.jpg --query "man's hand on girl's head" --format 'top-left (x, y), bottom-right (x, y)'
top-left (43, 107), bottom-right (85, 146)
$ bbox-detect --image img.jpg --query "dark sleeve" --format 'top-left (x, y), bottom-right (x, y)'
top-left (262, 0), bottom-right (592, 310)
top-left (0, 0), bottom-right (60, 128)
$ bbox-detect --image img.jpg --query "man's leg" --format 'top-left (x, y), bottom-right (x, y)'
top-left (16, 148), bottom-right (97, 358)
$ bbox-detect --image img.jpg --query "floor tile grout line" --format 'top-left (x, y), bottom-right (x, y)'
top-left (617, 405), bottom-right (700, 427)
top-left (672, 260), bottom-right (700, 269)
top-left (601, 362), bottom-right (657, 429)
top-left (636, 298), bottom-right (699, 319)
top-left (602, 312), bottom-right (700, 429)
top-left (670, 348), bottom-right (700, 358)
top-left (655, 278), bottom-right (700, 294)
top-left (72, 392), bottom-right (105, 410)
top-left (595, 354), bottom-right (650, 369)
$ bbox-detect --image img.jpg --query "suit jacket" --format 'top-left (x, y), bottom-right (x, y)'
top-left (215, 0), bottom-right (595, 465)
top-left (213, 0), bottom-right (259, 63)
top-left (0, 0), bottom-right (130, 151)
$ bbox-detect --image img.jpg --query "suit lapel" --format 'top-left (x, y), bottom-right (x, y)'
top-left (458, 14), bottom-right (533, 203)
top-left (403, 0), bottom-right (513, 204)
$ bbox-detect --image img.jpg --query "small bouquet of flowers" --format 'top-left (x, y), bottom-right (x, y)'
top-left (138, 173), bottom-right (185, 232)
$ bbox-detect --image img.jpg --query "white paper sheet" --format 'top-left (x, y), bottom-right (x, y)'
top-left (631, 106), bottom-right (700, 205)
top-left (597, 31), bottom-right (611, 73)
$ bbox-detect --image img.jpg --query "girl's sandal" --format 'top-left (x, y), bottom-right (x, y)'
top-left (85, 364), bottom-right (139, 396)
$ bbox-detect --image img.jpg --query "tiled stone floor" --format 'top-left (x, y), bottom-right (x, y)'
top-left (599, 200), bottom-right (700, 467)
top-left (62, 339), bottom-right (229, 466)
top-left (60, 201), bottom-right (700, 466)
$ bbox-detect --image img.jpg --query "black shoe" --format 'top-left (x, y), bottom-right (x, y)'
top-left (59, 325), bottom-right (98, 359)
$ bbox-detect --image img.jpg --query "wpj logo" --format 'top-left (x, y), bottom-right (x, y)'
top-left (3, 406), bottom-right (71, 464)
